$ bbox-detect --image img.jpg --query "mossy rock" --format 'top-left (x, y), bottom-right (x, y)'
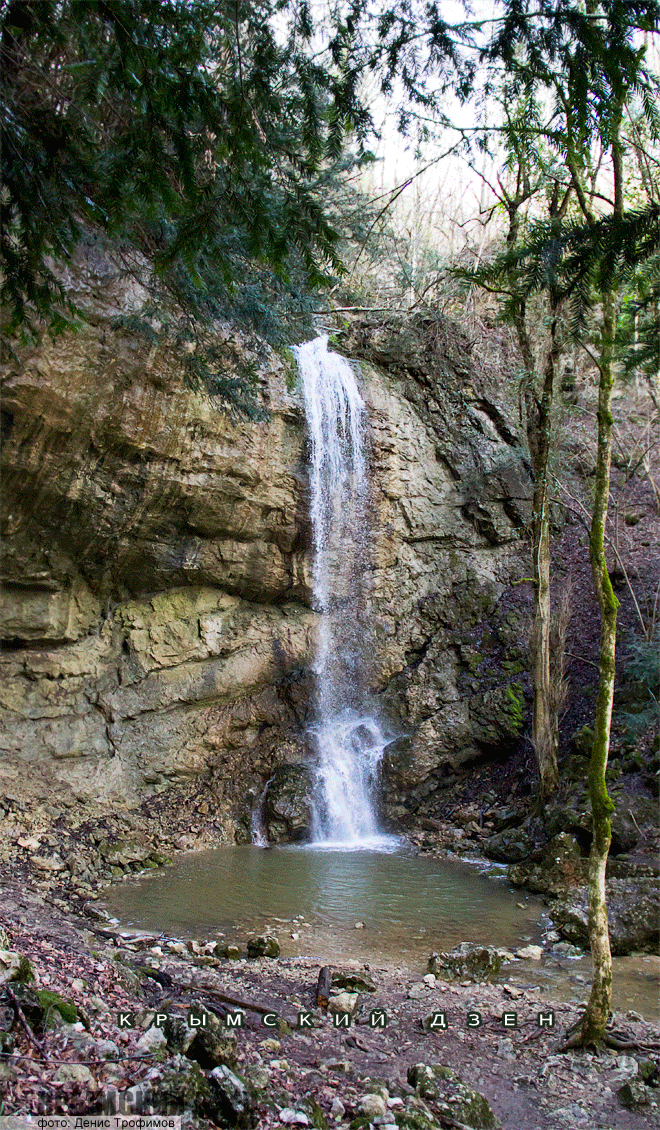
top-left (393, 1115), bottom-right (438, 1130)
top-left (331, 970), bottom-right (377, 993)
top-left (407, 1065), bottom-right (500, 1129)
top-left (151, 1056), bottom-right (212, 1115)
top-left (11, 954), bottom-right (35, 984)
top-left (216, 944), bottom-right (241, 960)
top-left (484, 827), bottom-right (534, 863)
top-left (570, 725), bottom-right (594, 758)
top-left (247, 935), bottom-right (280, 958)
top-left (13, 986), bottom-right (78, 1030)
top-left (297, 1097), bottom-right (329, 1129)
top-left (36, 990), bottom-right (79, 1026)
top-left (208, 1064), bottom-right (255, 1128)
top-left (427, 943), bottom-right (503, 983)
top-left (503, 682), bottom-right (524, 734)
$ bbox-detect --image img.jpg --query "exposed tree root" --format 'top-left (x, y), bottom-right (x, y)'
top-left (558, 1015), bottom-right (660, 1053)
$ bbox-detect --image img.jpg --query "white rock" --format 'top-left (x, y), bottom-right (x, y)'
top-left (615, 1055), bottom-right (639, 1077)
top-left (279, 1110), bottom-right (309, 1126)
top-left (136, 1025), bottom-right (167, 1052)
top-left (517, 944), bottom-right (543, 960)
top-left (358, 1094), bottom-right (387, 1120)
top-left (261, 1038), bottom-right (281, 1054)
top-left (327, 992), bottom-right (359, 1015)
top-left (423, 973), bottom-right (436, 986)
top-left (54, 1064), bottom-right (95, 1086)
top-left (0, 950), bottom-right (21, 984)
top-left (330, 1097), bottom-right (345, 1117)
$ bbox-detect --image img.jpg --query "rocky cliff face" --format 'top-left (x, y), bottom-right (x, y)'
top-left (1, 259), bottom-right (532, 833)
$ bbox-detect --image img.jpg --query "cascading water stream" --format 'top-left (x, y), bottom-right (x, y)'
top-left (293, 336), bottom-right (392, 848)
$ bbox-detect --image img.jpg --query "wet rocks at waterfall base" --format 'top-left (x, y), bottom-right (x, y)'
top-left (261, 765), bottom-right (314, 844)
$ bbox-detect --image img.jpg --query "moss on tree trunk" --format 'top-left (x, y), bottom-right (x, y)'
top-left (564, 286), bottom-right (619, 1049)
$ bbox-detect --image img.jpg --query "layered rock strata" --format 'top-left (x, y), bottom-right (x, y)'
top-left (1, 258), bottom-right (532, 831)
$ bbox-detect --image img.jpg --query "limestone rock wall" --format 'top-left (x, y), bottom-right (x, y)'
top-left (1, 268), bottom-right (532, 830)
top-left (341, 319), bottom-right (532, 810)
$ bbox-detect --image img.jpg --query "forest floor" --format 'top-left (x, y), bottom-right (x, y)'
top-left (1, 877), bottom-right (659, 1130)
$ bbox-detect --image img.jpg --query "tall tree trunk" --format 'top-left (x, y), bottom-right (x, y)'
top-left (518, 298), bottom-right (560, 797)
top-left (571, 91), bottom-right (625, 1047)
top-left (565, 286), bottom-right (619, 1048)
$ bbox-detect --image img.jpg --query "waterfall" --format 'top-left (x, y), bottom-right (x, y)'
top-left (294, 335), bottom-right (390, 847)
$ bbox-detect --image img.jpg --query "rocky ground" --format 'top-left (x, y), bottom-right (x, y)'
top-left (1, 879), bottom-right (659, 1130)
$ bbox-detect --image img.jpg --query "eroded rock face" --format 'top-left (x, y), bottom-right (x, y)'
top-left (1, 263), bottom-right (531, 830)
top-left (348, 318), bottom-right (532, 804)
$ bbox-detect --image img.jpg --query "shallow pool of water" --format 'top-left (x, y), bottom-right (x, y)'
top-left (101, 842), bottom-right (546, 963)
top-left (101, 843), bottom-right (659, 1020)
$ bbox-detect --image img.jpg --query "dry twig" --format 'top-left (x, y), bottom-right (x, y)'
top-left (3, 985), bottom-right (51, 1064)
